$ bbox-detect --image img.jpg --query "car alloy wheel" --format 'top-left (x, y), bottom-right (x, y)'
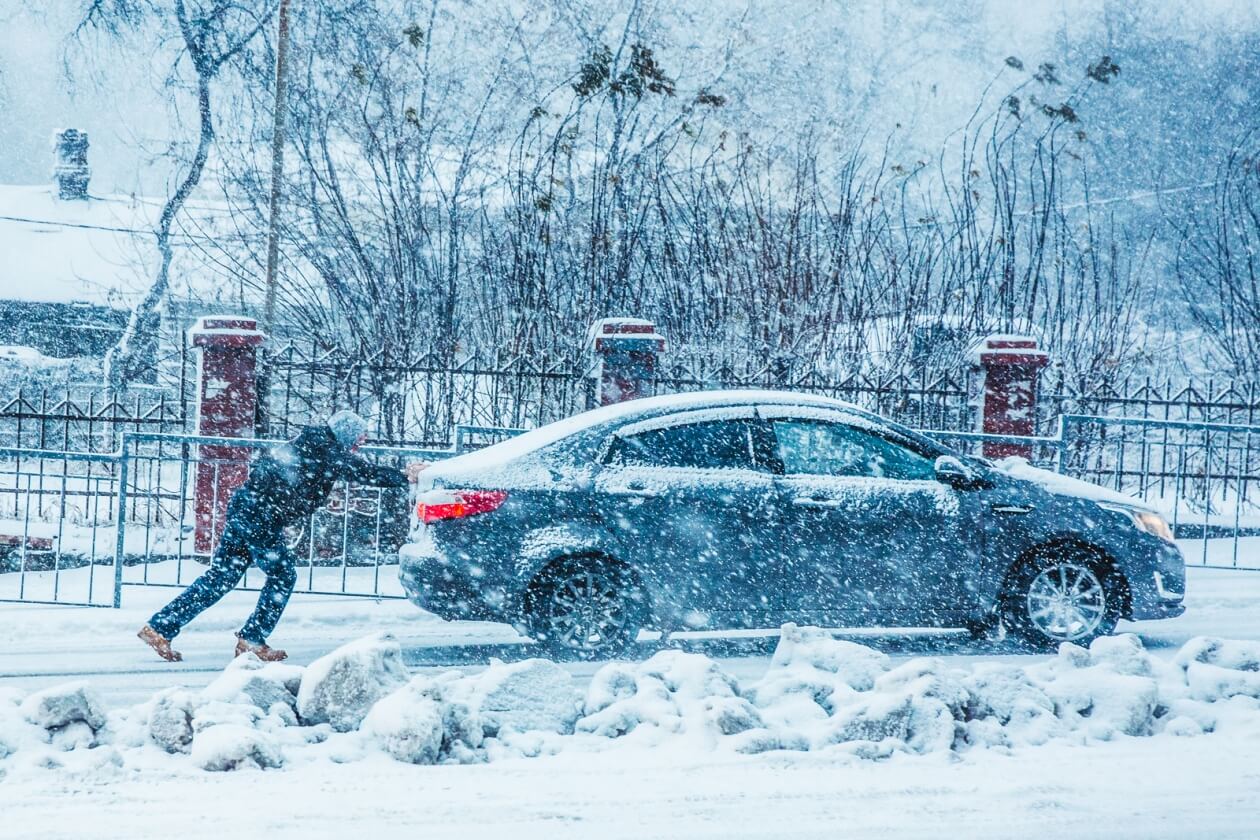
top-left (548, 570), bottom-right (628, 651)
top-left (1024, 562), bottom-right (1107, 642)
top-left (532, 562), bottom-right (642, 658)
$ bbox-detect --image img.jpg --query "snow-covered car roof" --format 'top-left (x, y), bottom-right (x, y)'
top-left (423, 390), bottom-right (876, 483)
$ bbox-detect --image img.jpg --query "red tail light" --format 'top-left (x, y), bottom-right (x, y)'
top-left (417, 490), bottom-right (508, 524)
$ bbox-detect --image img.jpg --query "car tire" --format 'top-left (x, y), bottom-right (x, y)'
top-left (526, 558), bottom-right (646, 660)
top-left (1000, 547), bottom-right (1123, 650)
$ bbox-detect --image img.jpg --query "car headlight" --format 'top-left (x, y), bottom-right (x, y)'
top-left (1099, 503), bottom-right (1175, 543)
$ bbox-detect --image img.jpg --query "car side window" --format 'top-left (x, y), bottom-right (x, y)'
top-left (609, 420), bottom-right (756, 470)
top-left (770, 419), bottom-right (936, 480)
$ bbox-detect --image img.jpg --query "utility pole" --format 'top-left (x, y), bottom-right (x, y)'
top-left (262, 0), bottom-right (291, 333)
top-left (258, 0), bottom-right (291, 435)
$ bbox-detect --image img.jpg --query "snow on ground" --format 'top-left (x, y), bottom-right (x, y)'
top-left (4, 617), bottom-right (1260, 838)
top-left (3, 564), bottom-right (1260, 837)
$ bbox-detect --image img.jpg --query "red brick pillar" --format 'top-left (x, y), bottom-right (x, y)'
top-left (971, 335), bottom-right (1049, 460)
top-left (191, 316), bottom-right (266, 554)
top-left (589, 318), bottom-right (666, 406)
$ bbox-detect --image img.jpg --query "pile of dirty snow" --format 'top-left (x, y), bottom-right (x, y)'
top-left (3, 626), bottom-right (1260, 778)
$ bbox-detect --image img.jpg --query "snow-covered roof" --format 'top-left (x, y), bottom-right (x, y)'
top-left (0, 184), bottom-right (243, 308)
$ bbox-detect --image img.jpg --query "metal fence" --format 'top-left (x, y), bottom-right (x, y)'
top-left (930, 415), bottom-right (1260, 570)
top-left (6, 334), bottom-right (1260, 454)
top-left (0, 445), bottom-right (122, 607)
top-left (0, 431), bottom-right (466, 608)
top-left (4, 411), bottom-right (1259, 611)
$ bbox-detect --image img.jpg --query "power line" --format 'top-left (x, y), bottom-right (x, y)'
top-left (0, 212), bottom-right (261, 242)
top-left (0, 177), bottom-right (1221, 240)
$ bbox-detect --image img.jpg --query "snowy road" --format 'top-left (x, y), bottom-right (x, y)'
top-left (3, 566), bottom-right (1256, 704)
top-left (5, 566), bottom-right (1260, 839)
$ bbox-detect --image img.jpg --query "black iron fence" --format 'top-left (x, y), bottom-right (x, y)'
top-left (4, 337), bottom-right (1260, 460)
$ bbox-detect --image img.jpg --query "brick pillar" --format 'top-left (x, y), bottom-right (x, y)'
top-left (191, 316), bottom-right (266, 554)
top-left (971, 335), bottom-right (1049, 460)
top-left (588, 318), bottom-right (666, 406)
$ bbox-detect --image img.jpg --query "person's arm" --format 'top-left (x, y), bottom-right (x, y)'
top-left (340, 453), bottom-right (411, 488)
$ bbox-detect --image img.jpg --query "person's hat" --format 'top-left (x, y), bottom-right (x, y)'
top-left (328, 410), bottom-right (369, 449)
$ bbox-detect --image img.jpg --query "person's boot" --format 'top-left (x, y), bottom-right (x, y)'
top-left (235, 634), bottom-right (287, 662)
top-left (137, 624), bottom-right (183, 662)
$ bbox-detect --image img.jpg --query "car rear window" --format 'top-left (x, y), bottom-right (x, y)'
top-left (610, 420), bottom-right (756, 469)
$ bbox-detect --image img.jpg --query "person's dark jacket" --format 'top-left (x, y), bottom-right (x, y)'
top-left (231, 425), bottom-right (408, 532)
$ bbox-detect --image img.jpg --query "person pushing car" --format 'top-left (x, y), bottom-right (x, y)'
top-left (138, 410), bottom-right (420, 662)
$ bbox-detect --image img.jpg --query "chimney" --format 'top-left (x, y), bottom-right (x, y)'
top-left (53, 129), bottom-right (91, 200)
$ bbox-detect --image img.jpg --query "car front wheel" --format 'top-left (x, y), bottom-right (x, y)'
top-left (1001, 550), bottom-right (1122, 649)
top-left (527, 559), bottom-right (645, 659)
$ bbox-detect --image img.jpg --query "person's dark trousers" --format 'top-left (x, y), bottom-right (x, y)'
top-left (148, 516), bottom-right (298, 645)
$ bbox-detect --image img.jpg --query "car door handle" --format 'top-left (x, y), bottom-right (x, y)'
top-left (612, 484), bottom-right (660, 498)
top-left (793, 496), bottom-right (842, 509)
top-left (991, 503), bottom-right (1034, 515)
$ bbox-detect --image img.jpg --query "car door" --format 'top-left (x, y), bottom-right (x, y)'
top-left (758, 407), bottom-right (981, 625)
top-left (593, 408), bottom-right (784, 623)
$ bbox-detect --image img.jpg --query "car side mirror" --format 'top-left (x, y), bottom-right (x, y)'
top-left (935, 455), bottom-right (981, 490)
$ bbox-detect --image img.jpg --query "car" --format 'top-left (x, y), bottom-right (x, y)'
top-left (398, 390), bottom-right (1186, 656)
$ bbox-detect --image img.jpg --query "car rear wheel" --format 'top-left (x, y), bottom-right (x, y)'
top-left (527, 559), bottom-right (645, 659)
top-left (1001, 549), bottom-right (1121, 649)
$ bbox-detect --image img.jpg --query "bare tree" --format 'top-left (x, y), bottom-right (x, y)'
top-left (1177, 136), bottom-right (1260, 383)
top-left (73, 0), bottom-right (273, 389)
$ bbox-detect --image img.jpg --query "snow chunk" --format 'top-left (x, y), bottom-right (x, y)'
top-left (769, 624), bottom-right (890, 691)
top-left (1175, 637), bottom-right (1260, 672)
top-left (1088, 634), bottom-right (1155, 677)
top-left (1184, 663), bottom-right (1260, 702)
top-left (822, 691), bottom-right (957, 754)
top-left (750, 625), bottom-right (890, 726)
top-left (191, 724), bottom-right (283, 771)
top-left (963, 666), bottom-right (1056, 733)
top-left (471, 658), bottom-right (581, 737)
top-left (1036, 639), bottom-right (1163, 740)
top-left (362, 683), bottom-right (444, 765)
top-left (148, 689), bottom-right (195, 754)
top-left (21, 682), bottom-right (106, 744)
top-left (577, 650), bottom-right (750, 740)
top-left (201, 658), bottom-right (300, 713)
top-left (297, 634), bottom-right (408, 732)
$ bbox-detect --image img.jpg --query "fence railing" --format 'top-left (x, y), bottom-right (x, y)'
top-left (6, 335), bottom-right (1260, 455)
top-left (0, 445), bottom-right (122, 607)
top-left (3, 411), bottom-right (1259, 611)
top-left (929, 415), bottom-right (1260, 570)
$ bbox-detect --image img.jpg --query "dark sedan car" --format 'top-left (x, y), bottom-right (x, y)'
top-left (400, 391), bottom-right (1185, 655)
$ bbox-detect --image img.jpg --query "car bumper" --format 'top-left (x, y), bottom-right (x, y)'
top-left (1126, 543), bottom-right (1187, 620)
top-left (397, 539), bottom-right (508, 622)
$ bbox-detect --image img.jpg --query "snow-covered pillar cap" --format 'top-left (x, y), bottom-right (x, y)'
top-left (588, 317), bottom-right (666, 406)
